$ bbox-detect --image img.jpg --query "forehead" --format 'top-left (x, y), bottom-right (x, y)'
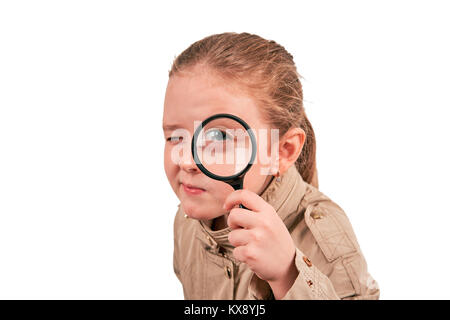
top-left (163, 71), bottom-right (265, 131)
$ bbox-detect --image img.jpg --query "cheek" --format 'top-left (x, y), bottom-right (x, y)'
top-left (164, 145), bottom-right (178, 187)
top-left (210, 181), bottom-right (234, 202)
top-left (244, 164), bottom-right (270, 194)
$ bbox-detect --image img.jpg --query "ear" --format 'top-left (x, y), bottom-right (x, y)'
top-left (277, 127), bottom-right (306, 175)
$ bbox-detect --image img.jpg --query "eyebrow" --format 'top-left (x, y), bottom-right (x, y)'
top-left (162, 124), bottom-right (183, 131)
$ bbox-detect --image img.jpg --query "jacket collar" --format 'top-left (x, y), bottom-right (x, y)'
top-left (197, 165), bottom-right (307, 248)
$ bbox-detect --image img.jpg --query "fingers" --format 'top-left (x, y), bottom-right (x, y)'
top-left (232, 244), bottom-right (256, 263)
top-left (227, 207), bottom-right (257, 229)
top-left (228, 228), bottom-right (251, 247)
top-left (223, 189), bottom-right (268, 212)
top-left (232, 245), bottom-right (247, 262)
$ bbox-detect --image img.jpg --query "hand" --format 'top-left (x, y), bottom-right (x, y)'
top-left (223, 189), bottom-right (299, 299)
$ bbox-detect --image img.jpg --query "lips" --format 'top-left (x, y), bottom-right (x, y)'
top-left (181, 182), bottom-right (206, 195)
top-left (181, 182), bottom-right (205, 191)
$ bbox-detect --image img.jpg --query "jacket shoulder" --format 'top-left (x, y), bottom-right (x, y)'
top-left (298, 186), bottom-right (380, 299)
top-left (301, 185), bottom-right (361, 262)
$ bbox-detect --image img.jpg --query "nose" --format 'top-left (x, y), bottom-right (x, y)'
top-left (179, 147), bottom-right (199, 173)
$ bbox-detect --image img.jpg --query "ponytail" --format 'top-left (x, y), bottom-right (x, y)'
top-left (295, 113), bottom-right (318, 188)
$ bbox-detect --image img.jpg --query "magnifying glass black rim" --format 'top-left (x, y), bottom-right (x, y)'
top-left (191, 113), bottom-right (257, 182)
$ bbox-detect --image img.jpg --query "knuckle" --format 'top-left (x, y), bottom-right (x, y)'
top-left (251, 230), bottom-right (262, 242)
top-left (245, 246), bottom-right (257, 261)
top-left (243, 246), bottom-right (252, 260)
top-left (260, 218), bottom-right (271, 231)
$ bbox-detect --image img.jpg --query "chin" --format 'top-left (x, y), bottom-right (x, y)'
top-left (181, 202), bottom-right (219, 221)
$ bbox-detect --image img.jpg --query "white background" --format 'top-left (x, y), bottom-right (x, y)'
top-left (1, 0), bottom-right (449, 299)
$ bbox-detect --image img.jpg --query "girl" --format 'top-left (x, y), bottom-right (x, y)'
top-left (163, 32), bottom-right (379, 300)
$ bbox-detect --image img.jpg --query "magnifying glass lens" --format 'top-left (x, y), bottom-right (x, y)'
top-left (195, 118), bottom-right (253, 177)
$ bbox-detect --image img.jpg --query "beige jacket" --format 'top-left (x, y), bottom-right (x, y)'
top-left (173, 165), bottom-right (380, 300)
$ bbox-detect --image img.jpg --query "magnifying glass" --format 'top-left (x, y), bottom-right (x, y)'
top-left (191, 113), bottom-right (257, 209)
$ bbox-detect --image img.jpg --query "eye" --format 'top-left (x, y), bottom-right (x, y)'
top-left (166, 136), bottom-right (183, 144)
top-left (204, 128), bottom-right (232, 142)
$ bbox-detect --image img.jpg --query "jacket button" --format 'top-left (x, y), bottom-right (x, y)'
top-left (302, 256), bottom-right (313, 267)
top-left (206, 236), bottom-right (214, 246)
top-left (224, 266), bottom-right (232, 279)
top-left (311, 212), bottom-right (322, 219)
top-left (183, 214), bottom-right (189, 219)
top-left (307, 280), bottom-right (313, 287)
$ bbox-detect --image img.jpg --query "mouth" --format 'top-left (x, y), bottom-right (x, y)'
top-left (181, 182), bottom-right (206, 195)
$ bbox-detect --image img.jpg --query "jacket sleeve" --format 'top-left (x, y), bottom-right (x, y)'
top-left (280, 247), bottom-right (341, 299)
top-left (173, 241), bottom-right (181, 283)
top-left (280, 247), bottom-right (379, 300)
top-left (249, 246), bottom-right (379, 300)
top-left (173, 205), bottom-right (182, 283)
top-left (248, 247), bottom-right (341, 300)
top-left (249, 199), bottom-right (380, 300)
top-left (282, 197), bottom-right (380, 300)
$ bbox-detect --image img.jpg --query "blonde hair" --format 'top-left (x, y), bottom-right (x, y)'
top-left (168, 32), bottom-right (318, 188)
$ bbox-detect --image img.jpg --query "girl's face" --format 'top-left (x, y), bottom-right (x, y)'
top-left (163, 67), bottom-right (276, 221)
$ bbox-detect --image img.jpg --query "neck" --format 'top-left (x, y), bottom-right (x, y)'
top-left (211, 213), bottom-right (229, 231)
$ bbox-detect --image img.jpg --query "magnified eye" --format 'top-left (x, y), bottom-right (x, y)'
top-left (204, 128), bottom-right (232, 142)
